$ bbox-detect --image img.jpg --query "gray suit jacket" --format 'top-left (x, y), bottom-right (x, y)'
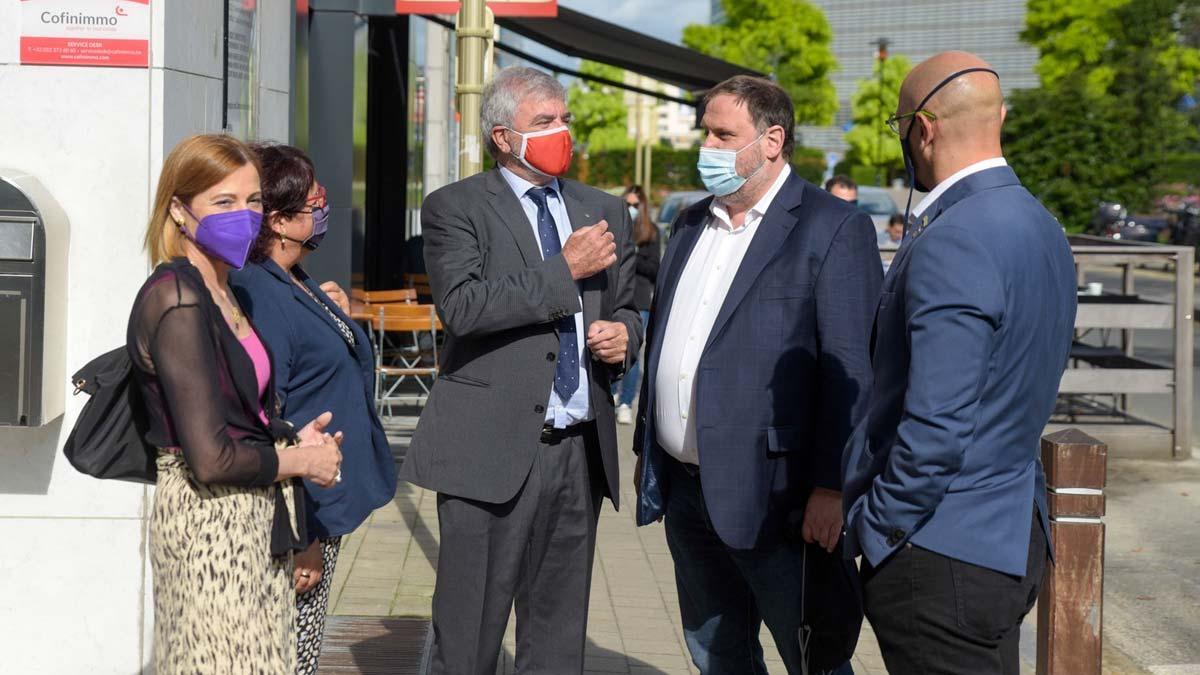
top-left (400, 168), bottom-right (643, 508)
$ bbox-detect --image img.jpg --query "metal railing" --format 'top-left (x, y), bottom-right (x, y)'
top-left (881, 236), bottom-right (1195, 458)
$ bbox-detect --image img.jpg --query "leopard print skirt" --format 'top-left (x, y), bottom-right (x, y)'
top-left (150, 452), bottom-right (296, 674)
top-left (295, 536), bottom-right (342, 674)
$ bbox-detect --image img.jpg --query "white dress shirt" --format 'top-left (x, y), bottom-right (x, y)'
top-left (654, 164), bottom-right (792, 465)
top-left (912, 157), bottom-right (1008, 218)
top-left (499, 166), bottom-right (592, 428)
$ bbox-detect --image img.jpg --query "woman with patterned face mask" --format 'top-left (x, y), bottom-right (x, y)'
top-left (230, 143), bottom-right (398, 675)
top-left (131, 134), bottom-right (343, 673)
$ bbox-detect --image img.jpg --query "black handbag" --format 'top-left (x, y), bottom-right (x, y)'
top-left (62, 346), bottom-right (157, 484)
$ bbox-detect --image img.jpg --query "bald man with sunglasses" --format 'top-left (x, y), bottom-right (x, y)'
top-left (842, 52), bottom-right (1078, 674)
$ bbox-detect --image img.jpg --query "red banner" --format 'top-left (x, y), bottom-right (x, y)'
top-left (20, 36), bottom-right (148, 67)
top-left (394, 0), bottom-right (557, 17)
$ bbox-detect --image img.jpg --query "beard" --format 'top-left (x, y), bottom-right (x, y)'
top-left (721, 144), bottom-right (770, 208)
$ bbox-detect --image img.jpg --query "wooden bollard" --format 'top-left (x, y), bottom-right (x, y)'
top-left (1036, 428), bottom-right (1107, 675)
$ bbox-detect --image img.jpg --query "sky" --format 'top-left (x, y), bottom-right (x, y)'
top-left (558, 0), bottom-right (711, 46)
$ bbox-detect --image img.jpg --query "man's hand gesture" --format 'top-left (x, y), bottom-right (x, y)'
top-left (562, 220), bottom-right (617, 280)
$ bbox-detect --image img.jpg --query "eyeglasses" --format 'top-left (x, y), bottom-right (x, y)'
top-left (885, 109), bottom-right (938, 135)
top-left (298, 185), bottom-right (327, 212)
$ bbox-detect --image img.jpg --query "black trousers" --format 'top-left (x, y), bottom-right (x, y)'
top-left (861, 511), bottom-right (1047, 675)
top-left (429, 424), bottom-right (604, 675)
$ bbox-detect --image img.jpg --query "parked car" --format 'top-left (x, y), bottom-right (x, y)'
top-left (655, 190), bottom-right (710, 232)
top-left (857, 186), bottom-right (901, 231)
top-left (654, 190), bottom-right (710, 255)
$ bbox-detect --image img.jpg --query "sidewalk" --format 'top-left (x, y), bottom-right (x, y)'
top-left (325, 416), bottom-right (1033, 675)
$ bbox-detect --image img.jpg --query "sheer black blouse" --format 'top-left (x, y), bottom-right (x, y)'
top-left (126, 259), bottom-right (279, 485)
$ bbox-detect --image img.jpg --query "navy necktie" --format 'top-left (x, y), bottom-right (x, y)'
top-left (526, 187), bottom-right (579, 402)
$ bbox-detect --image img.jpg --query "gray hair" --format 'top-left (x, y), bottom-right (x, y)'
top-left (481, 66), bottom-right (567, 159)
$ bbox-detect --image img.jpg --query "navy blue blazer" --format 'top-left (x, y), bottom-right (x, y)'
top-left (842, 166), bottom-right (1077, 577)
top-left (633, 169), bottom-right (882, 550)
top-left (231, 260), bottom-right (397, 541)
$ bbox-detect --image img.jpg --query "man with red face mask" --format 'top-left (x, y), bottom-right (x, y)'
top-left (400, 66), bottom-right (643, 674)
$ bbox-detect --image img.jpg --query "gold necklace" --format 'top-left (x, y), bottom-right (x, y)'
top-left (211, 285), bottom-right (243, 330)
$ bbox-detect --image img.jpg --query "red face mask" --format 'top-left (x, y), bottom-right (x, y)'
top-left (507, 126), bottom-right (573, 177)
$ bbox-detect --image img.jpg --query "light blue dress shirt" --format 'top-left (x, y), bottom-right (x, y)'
top-left (499, 166), bottom-right (592, 428)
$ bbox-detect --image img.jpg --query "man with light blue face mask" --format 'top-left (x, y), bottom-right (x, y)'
top-left (632, 75), bottom-right (882, 674)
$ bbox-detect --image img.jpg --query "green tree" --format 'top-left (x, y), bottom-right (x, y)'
top-left (682, 0), bottom-right (838, 125)
top-left (567, 60), bottom-right (634, 153)
top-left (1023, 0), bottom-right (1200, 96)
top-left (1022, 0), bottom-right (1128, 95)
top-left (1007, 0), bottom-right (1200, 231)
top-left (1004, 82), bottom-right (1137, 232)
top-left (843, 54), bottom-right (912, 186)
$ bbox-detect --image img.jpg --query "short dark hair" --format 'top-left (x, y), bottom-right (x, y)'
top-left (703, 75), bottom-right (795, 159)
top-left (247, 143), bottom-right (317, 263)
top-left (825, 174), bottom-right (857, 192)
top-left (888, 213), bottom-right (905, 227)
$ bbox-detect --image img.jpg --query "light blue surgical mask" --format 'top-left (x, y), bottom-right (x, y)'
top-left (697, 133), bottom-right (765, 197)
top-left (627, 204), bottom-right (639, 221)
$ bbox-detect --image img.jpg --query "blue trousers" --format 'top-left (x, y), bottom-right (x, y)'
top-left (664, 460), bottom-right (855, 675)
top-left (613, 310), bottom-right (650, 406)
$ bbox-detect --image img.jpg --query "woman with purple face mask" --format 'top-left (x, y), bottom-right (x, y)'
top-left (129, 134), bottom-right (344, 673)
top-left (231, 143), bottom-right (398, 674)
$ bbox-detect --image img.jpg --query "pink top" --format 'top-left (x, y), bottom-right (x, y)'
top-left (239, 330), bottom-right (271, 426)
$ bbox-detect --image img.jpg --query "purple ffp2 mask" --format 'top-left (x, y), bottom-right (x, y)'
top-left (180, 205), bottom-right (263, 269)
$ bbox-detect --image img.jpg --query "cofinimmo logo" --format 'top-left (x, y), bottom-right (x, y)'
top-left (40, 11), bottom-right (119, 26)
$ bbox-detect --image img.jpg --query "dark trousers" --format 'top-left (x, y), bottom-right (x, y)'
top-left (862, 510), bottom-right (1048, 675)
top-left (429, 425), bottom-right (604, 675)
top-left (664, 459), bottom-right (855, 675)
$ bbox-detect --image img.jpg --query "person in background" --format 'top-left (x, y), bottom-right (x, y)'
top-left (842, 51), bottom-right (1078, 674)
top-left (130, 133), bottom-right (342, 673)
top-left (614, 184), bottom-right (660, 425)
top-left (825, 174), bottom-right (858, 204)
top-left (879, 213), bottom-right (905, 248)
top-left (230, 143), bottom-right (398, 675)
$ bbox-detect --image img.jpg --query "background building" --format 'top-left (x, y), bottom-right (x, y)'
top-left (798, 0), bottom-right (1037, 160)
top-left (710, 0), bottom-right (725, 25)
top-left (624, 82), bottom-right (699, 150)
top-left (656, 86), bottom-right (700, 150)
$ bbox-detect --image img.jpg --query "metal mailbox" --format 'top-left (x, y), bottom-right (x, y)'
top-left (0, 170), bottom-right (68, 426)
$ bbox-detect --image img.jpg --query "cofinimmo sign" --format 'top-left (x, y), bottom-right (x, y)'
top-left (39, 12), bottom-right (119, 26)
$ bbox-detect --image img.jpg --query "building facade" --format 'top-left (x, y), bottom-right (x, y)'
top-left (799, 0), bottom-right (1037, 160)
top-left (625, 82), bottom-right (699, 150)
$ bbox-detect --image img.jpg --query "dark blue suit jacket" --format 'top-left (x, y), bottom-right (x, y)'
top-left (842, 166), bottom-right (1077, 576)
top-left (231, 260), bottom-right (397, 541)
top-left (633, 169), bottom-right (882, 550)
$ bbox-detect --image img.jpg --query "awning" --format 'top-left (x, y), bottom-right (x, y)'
top-left (495, 7), bottom-right (761, 94)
